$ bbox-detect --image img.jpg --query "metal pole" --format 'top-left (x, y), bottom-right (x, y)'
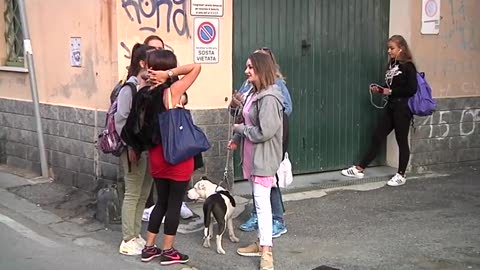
top-left (17, 0), bottom-right (49, 177)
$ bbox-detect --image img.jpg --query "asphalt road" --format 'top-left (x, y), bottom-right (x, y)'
top-left (0, 208), bottom-right (162, 270)
top-left (1, 168), bottom-right (479, 270)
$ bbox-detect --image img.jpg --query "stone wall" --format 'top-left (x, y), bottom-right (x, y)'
top-left (409, 97), bottom-right (480, 173)
top-left (0, 98), bottom-right (232, 191)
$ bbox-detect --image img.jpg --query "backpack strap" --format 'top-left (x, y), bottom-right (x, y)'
top-left (124, 82), bottom-right (137, 99)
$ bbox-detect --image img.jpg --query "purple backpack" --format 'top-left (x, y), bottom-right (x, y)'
top-left (97, 82), bottom-right (136, 156)
top-left (408, 72), bottom-right (437, 116)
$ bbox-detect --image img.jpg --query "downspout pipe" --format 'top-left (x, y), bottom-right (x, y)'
top-left (17, 0), bottom-right (49, 177)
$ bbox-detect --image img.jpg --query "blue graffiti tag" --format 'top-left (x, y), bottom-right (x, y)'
top-left (121, 0), bottom-right (190, 37)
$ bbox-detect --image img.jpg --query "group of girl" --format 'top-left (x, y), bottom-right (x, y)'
top-left (113, 33), bottom-right (417, 270)
top-left (229, 35), bottom-right (419, 270)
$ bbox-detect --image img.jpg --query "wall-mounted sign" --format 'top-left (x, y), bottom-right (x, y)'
top-left (194, 18), bottom-right (219, 64)
top-left (70, 37), bottom-right (81, 67)
top-left (191, 0), bottom-right (224, 17)
top-left (421, 0), bottom-right (441, 35)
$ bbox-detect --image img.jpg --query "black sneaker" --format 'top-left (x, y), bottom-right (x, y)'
top-left (141, 246), bottom-right (162, 262)
top-left (160, 248), bottom-right (189, 265)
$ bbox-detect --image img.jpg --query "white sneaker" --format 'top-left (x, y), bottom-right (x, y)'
top-left (180, 202), bottom-right (194, 219)
top-left (387, 173), bottom-right (406, 186)
top-left (341, 166), bottom-right (365, 178)
top-left (119, 238), bottom-right (142, 255)
top-left (142, 205), bottom-right (155, 222)
top-left (136, 235), bottom-right (146, 248)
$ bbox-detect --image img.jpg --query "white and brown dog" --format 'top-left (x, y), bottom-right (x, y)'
top-left (187, 177), bottom-right (239, 254)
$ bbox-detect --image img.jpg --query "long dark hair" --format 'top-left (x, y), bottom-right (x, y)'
top-left (127, 43), bottom-right (151, 78)
top-left (147, 49), bottom-right (179, 85)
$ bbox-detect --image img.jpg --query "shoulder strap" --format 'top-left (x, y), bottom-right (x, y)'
top-left (124, 82), bottom-right (137, 97)
top-left (163, 88), bottom-right (184, 109)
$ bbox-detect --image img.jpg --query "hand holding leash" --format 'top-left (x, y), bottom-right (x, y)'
top-left (227, 140), bottom-right (238, 151)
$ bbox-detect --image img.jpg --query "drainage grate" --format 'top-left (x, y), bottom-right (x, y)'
top-left (279, 176), bottom-right (391, 196)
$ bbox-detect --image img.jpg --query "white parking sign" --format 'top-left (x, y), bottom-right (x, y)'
top-left (194, 18), bottom-right (219, 64)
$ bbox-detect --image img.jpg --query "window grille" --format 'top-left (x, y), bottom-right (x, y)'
top-left (4, 0), bottom-right (24, 66)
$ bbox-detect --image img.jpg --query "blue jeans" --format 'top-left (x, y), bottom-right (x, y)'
top-left (252, 186), bottom-right (284, 222)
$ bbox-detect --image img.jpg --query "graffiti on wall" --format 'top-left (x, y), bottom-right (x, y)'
top-left (421, 108), bottom-right (480, 138)
top-left (121, 0), bottom-right (190, 37)
top-left (119, 0), bottom-right (188, 70)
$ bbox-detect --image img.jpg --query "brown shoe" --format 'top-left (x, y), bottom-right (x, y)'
top-left (260, 251), bottom-right (274, 270)
top-left (237, 241), bottom-right (261, 257)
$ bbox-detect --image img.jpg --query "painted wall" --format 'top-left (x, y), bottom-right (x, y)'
top-left (0, 0), bottom-right (232, 111)
top-left (411, 0), bottom-right (480, 98)
top-left (0, 0), bottom-right (117, 109)
top-left (0, 1), bottom-right (5, 64)
top-left (116, 0), bottom-right (232, 110)
top-left (387, 0), bottom-right (480, 170)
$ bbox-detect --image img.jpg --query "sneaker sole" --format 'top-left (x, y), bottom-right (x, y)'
top-left (237, 251), bottom-right (262, 257)
top-left (341, 171), bottom-right (364, 178)
top-left (160, 259), bottom-right (189, 265)
top-left (119, 250), bottom-right (142, 256)
top-left (141, 254), bottom-right (161, 262)
top-left (272, 228), bottom-right (287, 238)
top-left (387, 182), bottom-right (406, 187)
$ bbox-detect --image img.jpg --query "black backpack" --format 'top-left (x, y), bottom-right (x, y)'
top-left (121, 85), bottom-right (166, 153)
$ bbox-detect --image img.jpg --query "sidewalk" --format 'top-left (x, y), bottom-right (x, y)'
top-left (4, 163), bottom-right (465, 270)
top-left (0, 163), bottom-right (398, 231)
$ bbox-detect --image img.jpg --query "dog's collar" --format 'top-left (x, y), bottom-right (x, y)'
top-left (214, 183), bottom-right (223, 193)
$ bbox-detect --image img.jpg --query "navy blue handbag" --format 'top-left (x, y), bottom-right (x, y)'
top-left (158, 89), bottom-right (211, 165)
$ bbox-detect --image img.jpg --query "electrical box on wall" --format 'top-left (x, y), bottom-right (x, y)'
top-left (70, 37), bottom-right (81, 67)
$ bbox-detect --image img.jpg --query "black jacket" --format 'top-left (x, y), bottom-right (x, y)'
top-left (385, 60), bottom-right (418, 98)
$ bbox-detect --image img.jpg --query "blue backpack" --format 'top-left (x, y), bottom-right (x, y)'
top-left (408, 72), bottom-right (437, 116)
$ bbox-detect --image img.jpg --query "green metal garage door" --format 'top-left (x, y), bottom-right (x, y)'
top-left (233, 0), bottom-right (390, 177)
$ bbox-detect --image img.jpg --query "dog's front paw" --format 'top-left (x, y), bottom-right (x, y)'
top-left (216, 247), bottom-right (226, 255)
top-left (229, 235), bottom-right (240, 243)
top-left (203, 239), bottom-right (211, 248)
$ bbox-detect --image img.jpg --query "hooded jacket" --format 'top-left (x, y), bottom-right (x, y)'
top-left (233, 84), bottom-right (284, 177)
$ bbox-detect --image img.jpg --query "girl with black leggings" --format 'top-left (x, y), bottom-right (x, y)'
top-left (341, 35), bottom-right (417, 187)
top-left (139, 50), bottom-right (201, 266)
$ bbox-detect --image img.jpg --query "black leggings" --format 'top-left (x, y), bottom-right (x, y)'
top-left (359, 100), bottom-right (412, 175)
top-left (147, 178), bottom-right (189, 235)
top-left (145, 185), bottom-right (155, 209)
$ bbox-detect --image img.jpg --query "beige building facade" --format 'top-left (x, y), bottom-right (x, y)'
top-left (0, 0), bottom-right (478, 190)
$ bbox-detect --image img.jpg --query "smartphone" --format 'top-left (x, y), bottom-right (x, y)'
top-left (369, 83), bottom-right (385, 93)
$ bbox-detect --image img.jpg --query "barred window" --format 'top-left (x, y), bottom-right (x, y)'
top-left (4, 0), bottom-right (24, 66)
